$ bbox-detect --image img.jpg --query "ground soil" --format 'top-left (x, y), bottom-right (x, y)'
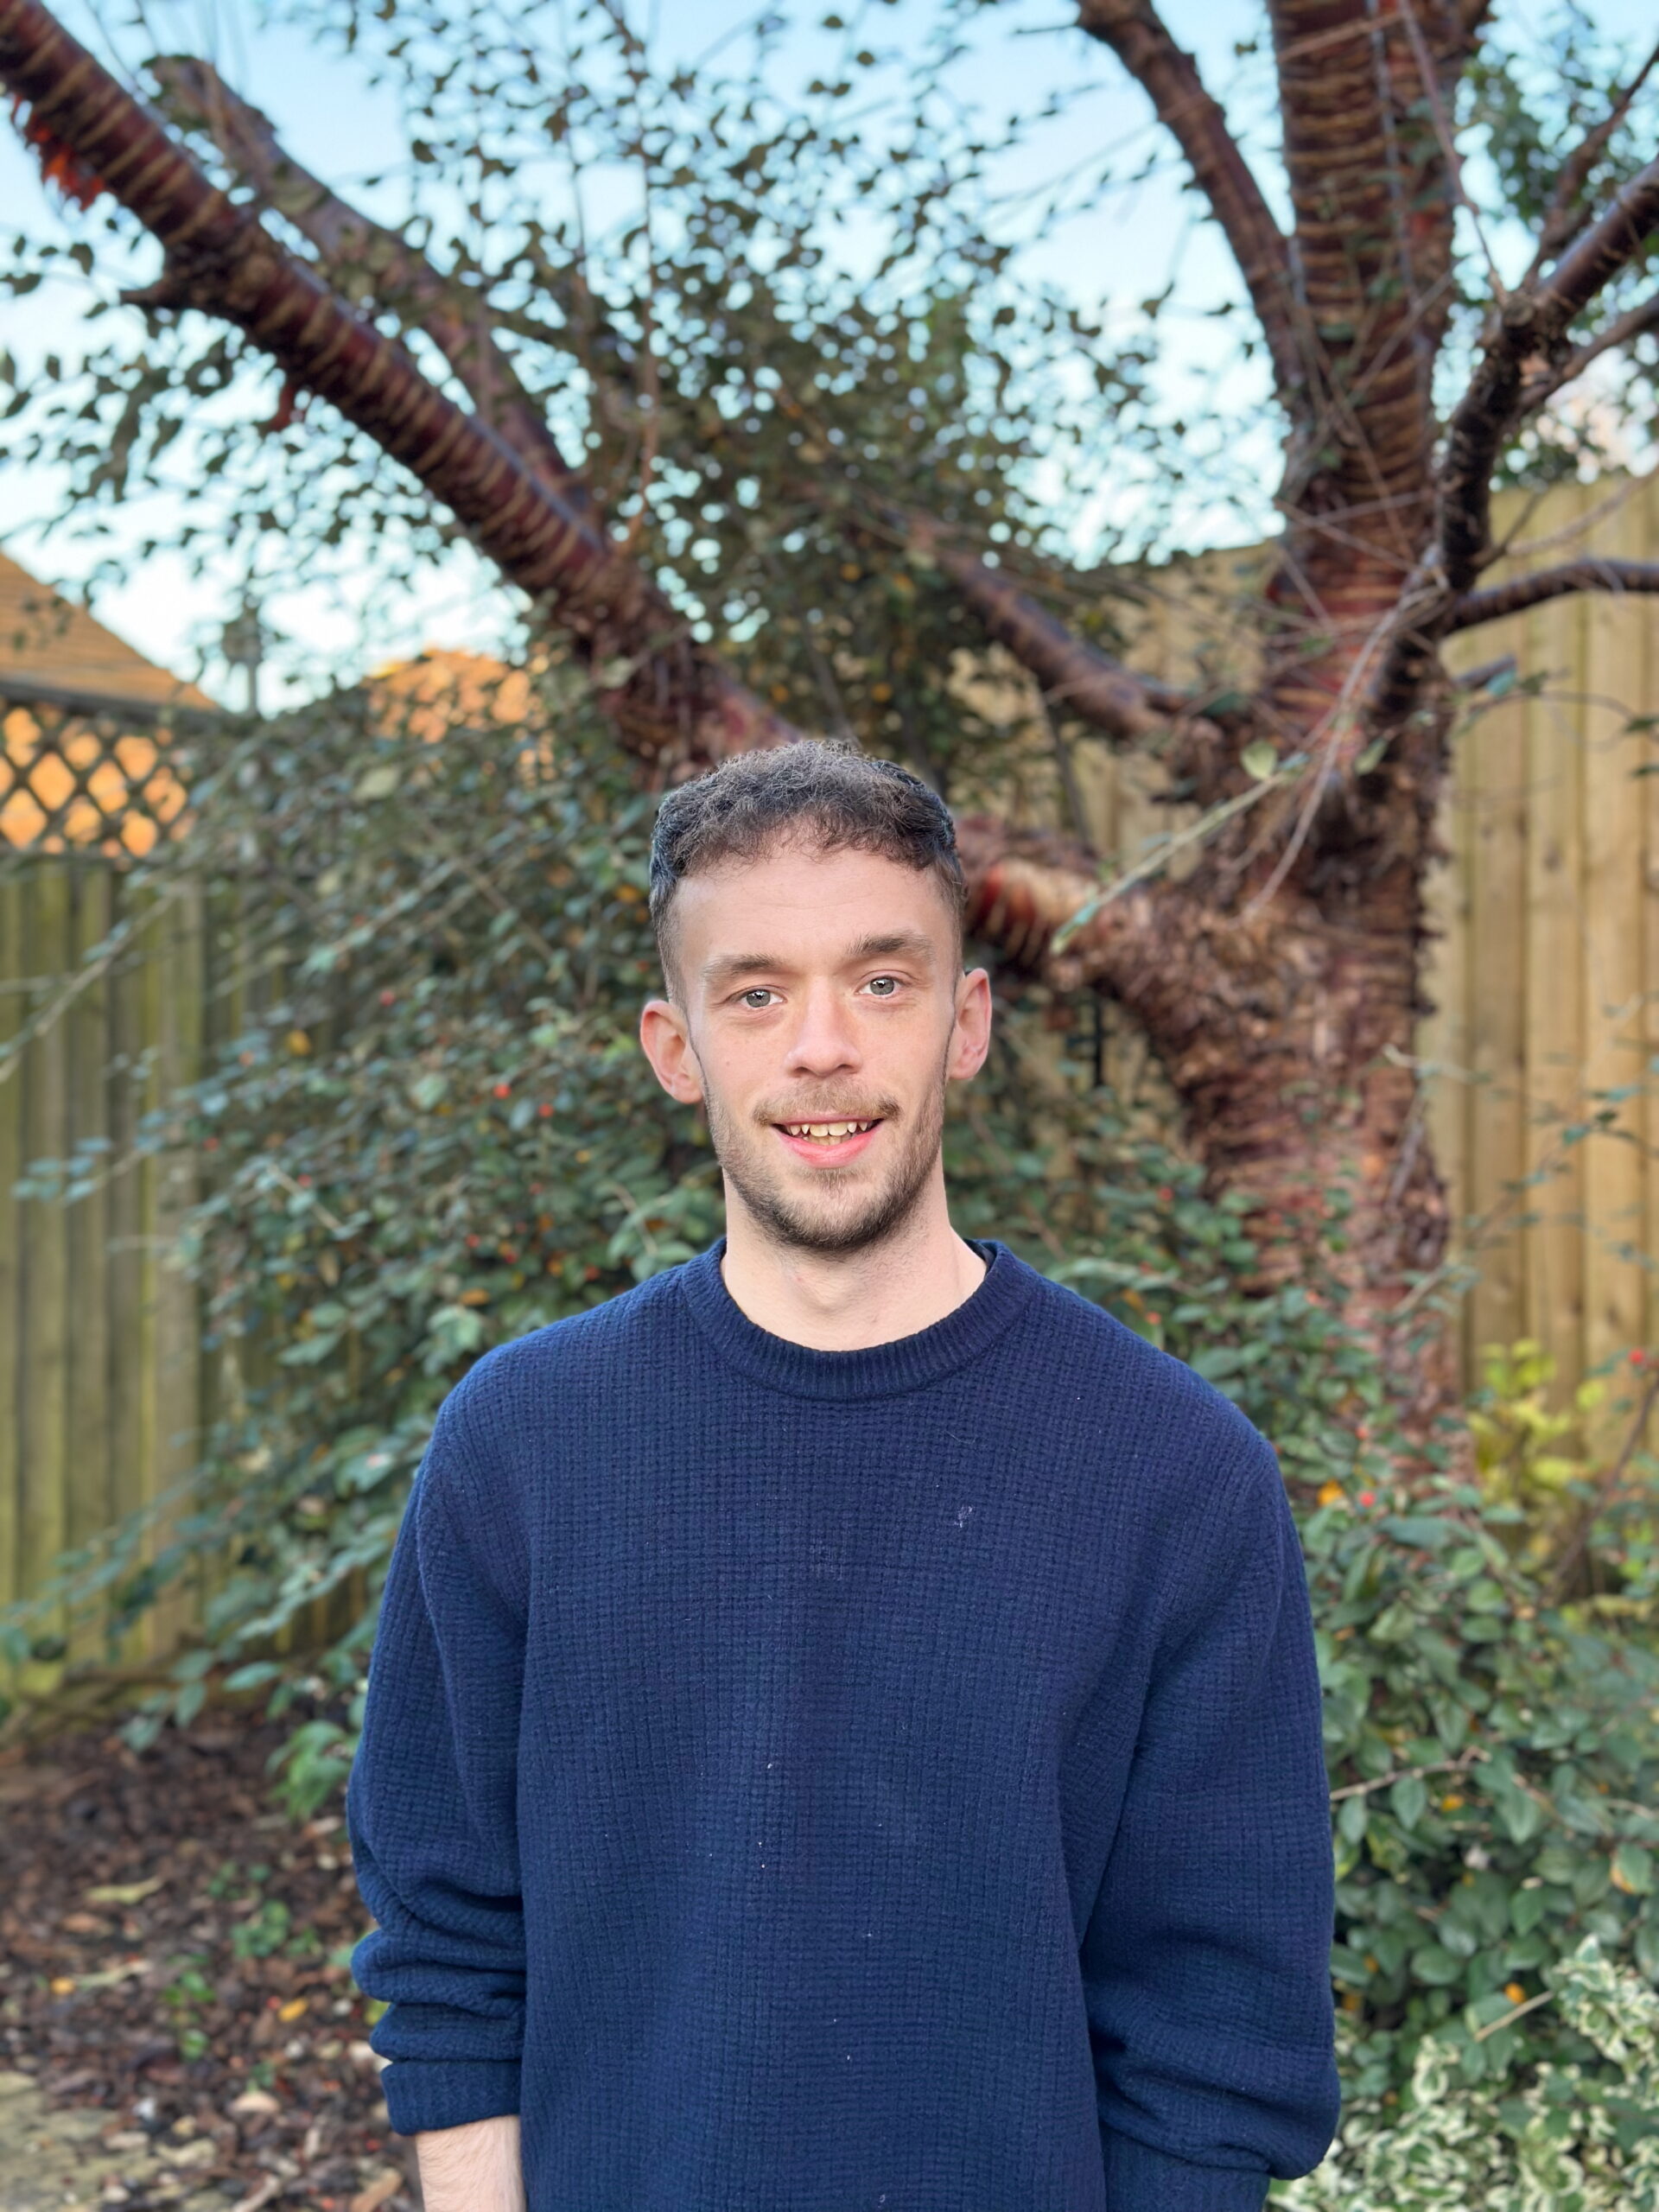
top-left (0, 1712), bottom-right (422, 2210)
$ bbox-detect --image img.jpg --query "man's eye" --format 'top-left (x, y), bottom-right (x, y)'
top-left (739, 988), bottom-right (776, 1009)
top-left (864, 976), bottom-right (900, 998)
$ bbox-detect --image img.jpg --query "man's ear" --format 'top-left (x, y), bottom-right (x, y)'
top-left (947, 965), bottom-right (992, 1084)
top-left (639, 995), bottom-right (706, 1105)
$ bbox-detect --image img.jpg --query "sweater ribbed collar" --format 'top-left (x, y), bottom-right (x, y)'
top-left (676, 1233), bottom-right (1039, 1402)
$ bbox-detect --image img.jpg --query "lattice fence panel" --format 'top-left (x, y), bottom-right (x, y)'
top-left (1, 694), bottom-right (194, 860)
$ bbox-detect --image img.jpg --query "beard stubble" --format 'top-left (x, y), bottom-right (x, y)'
top-left (704, 1049), bottom-right (950, 1257)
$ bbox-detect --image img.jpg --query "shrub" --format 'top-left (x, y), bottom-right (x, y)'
top-left (1276, 1936), bottom-right (1659, 2209)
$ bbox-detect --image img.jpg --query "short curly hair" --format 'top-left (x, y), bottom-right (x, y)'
top-left (648, 740), bottom-right (965, 994)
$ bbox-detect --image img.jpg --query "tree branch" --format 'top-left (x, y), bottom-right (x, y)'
top-left (1377, 140), bottom-right (1659, 725)
top-left (0, 0), bottom-right (784, 769)
top-left (1077, 0), bottom-right (1302, 400)
top-left (898, 512), bottom-right (1235, 767)
top-left (917, 532), bottom-right (1167, 743)
top-left (1523, 35), bottom-right (1659, 281)
top-left (1446, 556), bottom-right (1659, 631)
top-left (955, 814), bottom-right (1182, 997)
top-left (1434, 152), bottom-right (1659, 602)
top-left (1545, 152), bottom-right (1659, 328)
top-left (1520, 287), bottom-right (1659, 411)
top-left (919, 531), bottom-right (1242, 805)
top-left (147, 54), bottom-right (593, 512)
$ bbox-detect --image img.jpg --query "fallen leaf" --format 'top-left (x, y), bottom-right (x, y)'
top-left (277, 1995), bottom-right (308, 2022)
top-left (227, 2087), bottom-right (282, 2118)
top-left (84, 1876), bottom-right (165, 1906)
top-left (350, 2169), bottom-right (404, 2212)
top-left (73, 1957), bottom-right (151, 1991)
top-left (48, 1976), bottom-right (76, 1995)
top-left (163, 2136), bottom-right (216, 2168)
top-left (60, 1912), bottom-right (110, 1936)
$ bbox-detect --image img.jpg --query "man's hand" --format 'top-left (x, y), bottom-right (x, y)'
top-left (415, 2113), bottom-right (524, 2211)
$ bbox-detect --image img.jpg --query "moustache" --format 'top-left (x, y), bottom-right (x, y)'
top-left (750, 1096), bottom-right (901, 1127)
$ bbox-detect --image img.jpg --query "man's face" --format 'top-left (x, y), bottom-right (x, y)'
top-left (639, 839), bottom-right (992, 1255)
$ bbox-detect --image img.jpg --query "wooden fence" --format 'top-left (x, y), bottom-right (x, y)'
top-left (3, 475), bottom-right (1658, 1681)
top-left (1, 855), bottom-right (211, 1700)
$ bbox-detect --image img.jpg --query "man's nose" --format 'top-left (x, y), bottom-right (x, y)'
top-left (783, 983), bottom-right (861, 1076)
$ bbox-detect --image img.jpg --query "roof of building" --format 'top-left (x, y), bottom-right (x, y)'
top-left (0, 552), bottom-right (213, 710)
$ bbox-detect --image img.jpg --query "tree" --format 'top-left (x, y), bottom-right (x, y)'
top-left (5, 0), bottom-right (1659, 1433)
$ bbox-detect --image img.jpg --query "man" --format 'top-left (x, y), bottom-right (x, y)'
top-left (346, 741), bottom-right (1340, 2211)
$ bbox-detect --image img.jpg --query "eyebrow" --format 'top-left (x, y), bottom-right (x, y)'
top-left (700, 931), bottom-right (938, 993)
top-left (845, 931), bottom-right (936, 967)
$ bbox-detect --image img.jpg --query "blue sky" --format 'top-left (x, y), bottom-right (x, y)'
top-left (1, 0), bottom-right (1652, 702)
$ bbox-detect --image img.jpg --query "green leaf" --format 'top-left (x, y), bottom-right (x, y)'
top-left (1510, 1885), bottom-right (1548, 1936)
top-left (1492, 1779), bottom-right (1542, 1846)
top-left (1612, 1842), bottom-right (1655, 1896)
top-left (1381, 1515), bottom-right (1455, 1550)
top-left (1391, 1775), bottom-right (1428, 1830)
top-left (1241, 739), bottom-right (1279, 781)
top-left (1409, 1942), bottom-right (1463, 1986)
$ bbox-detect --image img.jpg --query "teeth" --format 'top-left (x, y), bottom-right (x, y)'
top-left (783, 1120), bottom-right (874, 1140)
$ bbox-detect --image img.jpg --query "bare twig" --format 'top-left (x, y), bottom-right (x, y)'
top-left (1521, 287), bottom-right (1659, 411)
top-left (1328, 1747), bottom-right (1480, 1802)
top-left (1472, 1988), bottom-right (1555, 2041)
top-left (1523, 35), bottom-right (1659, 282)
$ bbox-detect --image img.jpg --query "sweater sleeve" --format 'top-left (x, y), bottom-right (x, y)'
top-left (346, 1388), bottom-right (528, 2137)
top-left (1079, 1429), bottom-right (1340, 2209)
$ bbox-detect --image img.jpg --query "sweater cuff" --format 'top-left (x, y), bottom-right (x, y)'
top-left (379, 2057), bottom-right (522, 2138)
top-left (1101, 2127), bottom-right (1270, 2210)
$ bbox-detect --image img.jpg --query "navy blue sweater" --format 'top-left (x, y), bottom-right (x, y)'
top-left (347, 1238), bottom-right (1339, 2209)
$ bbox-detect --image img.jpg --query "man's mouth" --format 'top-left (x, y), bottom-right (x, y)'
top-left (775, 1118), bottom-right (881, 1147)
top-left (768, 1116), bottom-right (887, 1163)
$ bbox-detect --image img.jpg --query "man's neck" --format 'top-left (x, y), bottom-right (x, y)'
top-left (719, 1188), bottom-right (988, 1352)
